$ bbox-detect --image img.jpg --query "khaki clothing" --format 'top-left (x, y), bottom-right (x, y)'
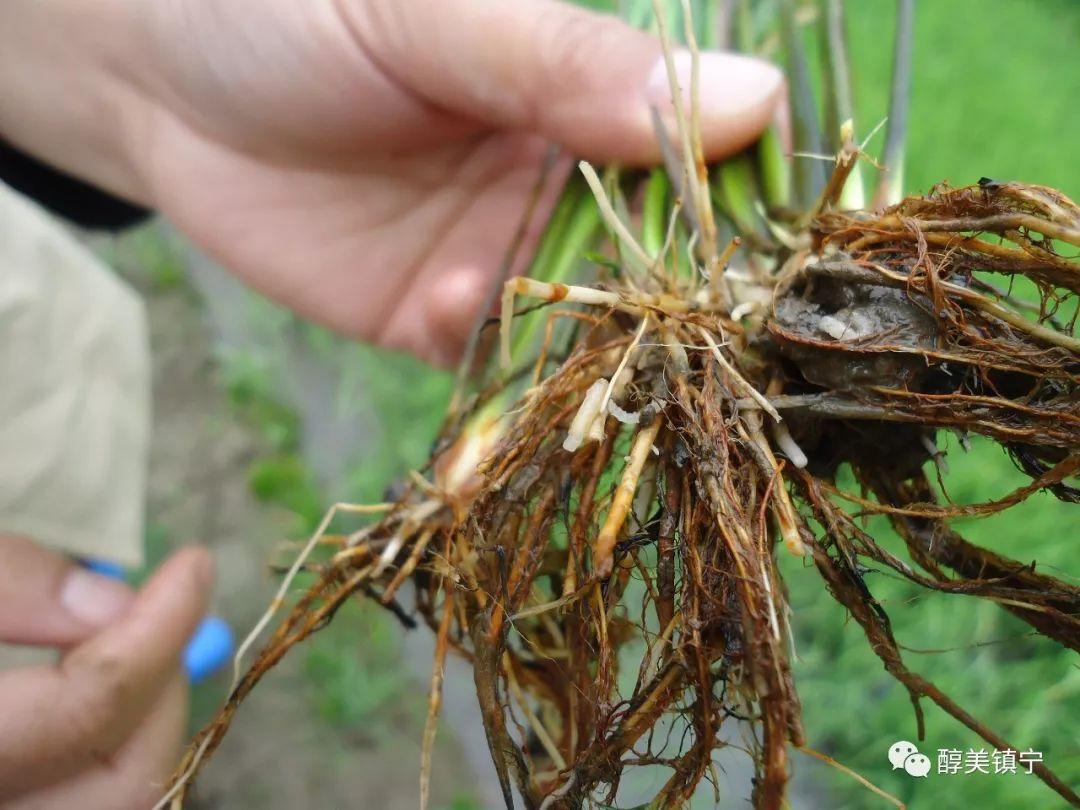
top-left (0, 181), bottom-right (147, 567)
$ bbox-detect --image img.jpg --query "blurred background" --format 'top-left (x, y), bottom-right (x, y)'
top-left (96, 1), bottom-right (1079, 807)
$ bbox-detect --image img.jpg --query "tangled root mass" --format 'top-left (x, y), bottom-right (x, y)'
top-left (167, 177), bottom-right (1080, 809)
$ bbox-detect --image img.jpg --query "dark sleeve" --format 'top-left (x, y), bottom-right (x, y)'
top-left (0, 139), bottom-right (151, 231)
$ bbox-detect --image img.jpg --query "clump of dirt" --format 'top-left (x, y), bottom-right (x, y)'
top-left (773, 275), bottom-right (939, 390)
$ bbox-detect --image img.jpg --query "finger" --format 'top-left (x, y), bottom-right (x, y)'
top-left (5, 675), bottom-right (188, 810)
top-left (100, 674), bottom-right (188, 809)
top-left (0, 534), bottom-right (133, 647)
top-left (378, 134), bottom-right (562, 367)
top-left (0, 546), bottom-right (211, 798)
top-left (420, 154), bottom-right (572, 369)
top-left (352, 0), bottom-right (784, 164)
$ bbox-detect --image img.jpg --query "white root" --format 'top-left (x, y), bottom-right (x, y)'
top-left (773, 423), bottom-right (809, 469)
top-left (374, 499), bottom-right (442, 576)
top-left (652, 0), bottom-right (716, 272)
top-left (920, 434), bottom-right (939, 457)
top-left (608, 400), bottom-right (641, 425)
top-left (578, 161), bottom-right (654, 271)
top-left (564, 379), bottom-right (609, 452)
top-left (599, 316), bottom-right (648, 418)
top-left (921, 433), bottom-right (949, 475)
top-left (499, 277), bottom-right (517, 369)
top-left (500, 277), bottom-right (623, 369)
top-left (761, 560), bottom-right (782, 643)
top-left (730, 301), bottom-right (757, 320)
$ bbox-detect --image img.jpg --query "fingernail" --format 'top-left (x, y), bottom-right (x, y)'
top-left (60, 568), bottom-right (133, 627)
top-left (645, 50), bottom-right (783, 115)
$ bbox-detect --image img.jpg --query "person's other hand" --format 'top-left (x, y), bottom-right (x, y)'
top-left (0, 536), bottom-right (212, 809)
top-left (0, 0), bottom-right (783, 366)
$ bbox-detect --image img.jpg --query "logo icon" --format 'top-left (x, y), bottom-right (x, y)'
top-left (905, 752), bottom-right (932, 777)
top-left (888, 741), bottom-right (930, 777)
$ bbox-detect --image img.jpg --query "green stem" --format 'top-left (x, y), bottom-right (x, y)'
top-left (713, 154), bottom-right (772, 248)
top-left (641, 169), bottom-right (670, 259)
top-left (874, 0), bottom-right (915, 208)
top-left (819, 0), bottom-right (855, 151)
top-left (779, 0), bottom-right (827, 208)
top-left (732, 0), bottom-right (754, 52)
top-left (758, 125), bottom-right (792, 211)
top-left (694, 0), bottom-right (720, 49)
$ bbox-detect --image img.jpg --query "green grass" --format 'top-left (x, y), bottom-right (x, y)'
top-left (779, 441), bottom-right (1080, 809)
top-left (845, 0), bottom-right (1080, 202)
top-left (437, 796), bottom-right (483, 810)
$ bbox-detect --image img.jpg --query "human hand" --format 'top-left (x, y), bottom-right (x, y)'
top-left (0, 536), bottom-right (212, 809)
top-left (0, 0), bottom-right (783, 366)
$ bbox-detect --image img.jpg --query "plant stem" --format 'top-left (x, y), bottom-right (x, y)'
top-left (819, 0), bottom-right (865, 209)
top-left (780, 0), bottom-right (828, 207)
top-left (874, 0), bottom-right (915, 208)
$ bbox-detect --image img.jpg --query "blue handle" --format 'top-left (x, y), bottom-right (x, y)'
top-left (182, 616), bottom-right (235, 683)
top-left (83, 558), bottom-right (127, 580)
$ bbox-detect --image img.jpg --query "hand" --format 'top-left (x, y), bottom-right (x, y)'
top-left (0, 0), bottom-right (783, 366)
top-left (0, 536), bottom-right (212, 809)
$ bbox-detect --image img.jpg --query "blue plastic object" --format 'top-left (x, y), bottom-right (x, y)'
top-left (81, 558), bottom-right (234, 684)
top-left (182, 616), bottom-right (235, 683)
top-left (83, 558), bottom-right (127, 581)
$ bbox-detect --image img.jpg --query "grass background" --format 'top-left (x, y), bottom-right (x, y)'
top-left (184, 1), bottom-right (1079, 808)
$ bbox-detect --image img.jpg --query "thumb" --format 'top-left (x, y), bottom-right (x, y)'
top-left (357, 0), bottom-right (784, 163)
top-left (0, 534), bottom-right (133, 647)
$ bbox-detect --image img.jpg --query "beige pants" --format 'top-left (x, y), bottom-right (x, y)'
top-left (0, 181), bottom-right (148, 567)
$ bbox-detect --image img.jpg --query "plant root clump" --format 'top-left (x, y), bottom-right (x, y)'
top-left (161, 175), bottom-right (1080, 810)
